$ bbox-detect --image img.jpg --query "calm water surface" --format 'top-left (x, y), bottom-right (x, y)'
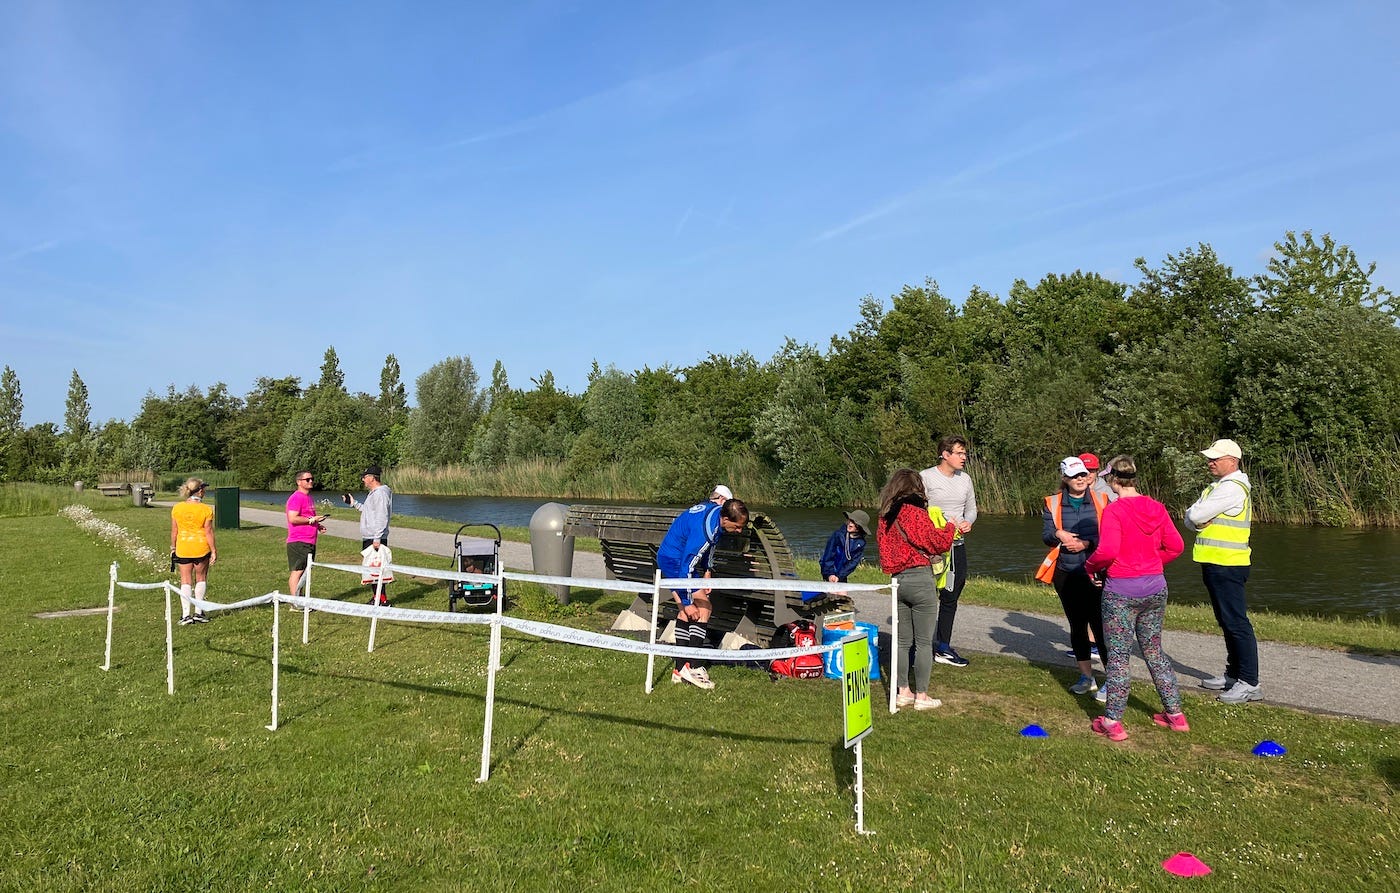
top-left (242, 491), bottom-right (1397, 620)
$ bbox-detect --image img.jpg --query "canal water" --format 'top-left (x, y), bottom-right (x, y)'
top-left (241, 491), bottom-right (1397, 620)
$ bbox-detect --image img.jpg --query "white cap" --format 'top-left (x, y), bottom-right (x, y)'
top-left (1201, 439), bottom-right (1243, 460)
top-left (711, 484), bottom-right (734, 501)
top-left (1059, 456), bottom-right (1089, 477)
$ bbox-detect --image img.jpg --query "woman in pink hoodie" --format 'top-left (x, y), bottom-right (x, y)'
top-left (1083, 455), bottom-right (1187, 741)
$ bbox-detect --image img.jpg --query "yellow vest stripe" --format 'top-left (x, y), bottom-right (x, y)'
top-left (1192, 480), bottom-right (1251, 566)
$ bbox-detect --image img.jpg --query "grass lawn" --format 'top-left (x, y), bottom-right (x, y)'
top-left (3, 498), bottom-right (1395, 891)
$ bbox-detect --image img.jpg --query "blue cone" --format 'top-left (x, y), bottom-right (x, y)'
top-left (1252, 740), bottom-right (1287, 757)
top-left (1020, 724), bottom-right (1049, 738)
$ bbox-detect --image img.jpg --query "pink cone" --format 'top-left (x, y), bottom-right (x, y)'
top-left (1162, 852), bottom-right (1212, 877)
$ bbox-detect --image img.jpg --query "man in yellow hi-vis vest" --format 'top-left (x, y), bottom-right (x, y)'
top-left (1185, 438), bottom-right (1261, 704)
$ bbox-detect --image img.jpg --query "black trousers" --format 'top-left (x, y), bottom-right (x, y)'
top-left (1053, 567), bottom-right (1105, 663)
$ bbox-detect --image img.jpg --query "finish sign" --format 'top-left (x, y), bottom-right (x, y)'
top-left (842, 632), bottom-right (873, 748)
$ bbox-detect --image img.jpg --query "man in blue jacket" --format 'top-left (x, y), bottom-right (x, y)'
top-left (657, 497), bottom-right (750, 690)
top-left (820, 509), bottom-right (869, 583)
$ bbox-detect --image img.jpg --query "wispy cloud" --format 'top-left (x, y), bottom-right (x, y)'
top-left (0, 240), bottom-right (59, 265)
top-left (815, 128), bottom-right (1084, 243)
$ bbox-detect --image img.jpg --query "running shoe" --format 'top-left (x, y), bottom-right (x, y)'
top-left (934, 648), bottom-right (969, 668)
top-left (193, 612), bottom-right (209, 623)
top-left (1070, 674), bottom-right (1098, 695)
top-left (178, 615), bottom-right (195, 626)
top-left (1091, 716), bottom-right (1128, 741)
top-left (677, 664), bottom-right (715, 690)
top-left (1218, 681), bottom-right (1263, 704)
top-left (1200, 675), bottom-right (1235, 691)
top-left (913, 697), bottom-right (942, 711)
top-left (1152, 712), bottom-right (1190, 732)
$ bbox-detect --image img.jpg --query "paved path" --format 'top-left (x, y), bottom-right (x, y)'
top-left (233, 504), bottom-right (1398, 724)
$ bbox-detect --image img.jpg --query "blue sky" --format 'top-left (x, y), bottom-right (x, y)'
top-left (3, 1), bottom-right (1398, 427)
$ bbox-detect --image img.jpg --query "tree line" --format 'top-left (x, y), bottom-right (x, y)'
top-left (2, 231), bottom-right (1396, 525)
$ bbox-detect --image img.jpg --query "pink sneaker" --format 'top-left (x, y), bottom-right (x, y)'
top-left (1091, 716), bottom-right (1128, 741)
top-left (1152, 712), bottom-right (1190, 732)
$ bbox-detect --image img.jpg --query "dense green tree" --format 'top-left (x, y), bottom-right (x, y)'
top-left (579, 365), bottom-right (645, 461)
top-left (276, 392), bottom-right (385, 489)
top-left (316, 346), bottom-right (346, 395)
top-left (8, 423), bottom-right (62, 482)
top-left (378, 355), bottom-right (408, 424)
top-left (404, 356), bottom-right (482, 466)
top-left (64, 370), bottom-right (91, 442)
top-left (222, 376), bottom-right (302, 487)
top-left (132, 384), bottom-right (241, 471)
top-left (1254, 231), bottom-right (1396, 318)
top-left (0, 366), bottom-right (21, 479)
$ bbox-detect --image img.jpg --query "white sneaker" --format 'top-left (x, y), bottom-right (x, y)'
top-left (1095, 686), bottom-right (1108, 703)
top-left (1201, 675), bottom-right (1235, 691)
top-left (1218, 680), bottom-right (1262, 704)
top-left (677, 664), bottom-right (715, 690)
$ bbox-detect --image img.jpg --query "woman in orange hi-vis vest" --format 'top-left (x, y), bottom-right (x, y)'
top-left (1039, 457), bottom-right (1108, 696)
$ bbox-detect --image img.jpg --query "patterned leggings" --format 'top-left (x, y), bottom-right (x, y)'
top-left (1101, 588), bottom-right (1181, 720)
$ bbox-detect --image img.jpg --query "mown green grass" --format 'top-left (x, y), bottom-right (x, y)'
top-left (1, 500), bottom-right (1395, 891)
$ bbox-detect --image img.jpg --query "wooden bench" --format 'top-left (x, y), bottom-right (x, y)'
top-left (96, 483), bottom-right (130, 497)
top-left (564, 504), bottom-right (840, 646)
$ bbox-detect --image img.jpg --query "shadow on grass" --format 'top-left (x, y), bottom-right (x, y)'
top-left (203, 640), bottom-right (825, 750)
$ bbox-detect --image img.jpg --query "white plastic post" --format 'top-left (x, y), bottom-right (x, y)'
top-left (101, 562), bottom-right (118, 671)
top-left (164, 582), bottom-right (175, 695)
top-left (267, 593), bottom-right (281, 731)
top-left (645, 570), bottom-right (662, 693)
top-left (301, 559), bottom-right (312, 644)
top-left (855, 739), bottom-right (873, 835)
top-left (888, 576), bottom-right (899, 715)
top-left (491, 572), bottom-right (505, 671)
top-left (478, 616), bottom-right (502, 783)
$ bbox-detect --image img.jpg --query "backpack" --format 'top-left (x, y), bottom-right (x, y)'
top-left (769, 620), bottom-right (824, 680)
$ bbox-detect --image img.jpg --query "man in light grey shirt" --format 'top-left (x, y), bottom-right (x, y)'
top-left (345, 464), bottom-right (393, 605)
top-left (919, 434), bottom-right (976, 667)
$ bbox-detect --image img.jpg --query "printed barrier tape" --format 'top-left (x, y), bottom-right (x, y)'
top-left (116, 581), bottom-right (171, 590)
top-left (312, 559), bottom-right (496, 585)
top-left (659, 576), bottom-right (887, 593)
top-left (309, 557), bottom-right (886, 596)
top-left (188, 593), bottom-right (277, 613)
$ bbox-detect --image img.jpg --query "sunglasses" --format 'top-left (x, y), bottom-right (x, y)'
top-left (1069, 472), bottom-right (1089, 480)
top-left (298, 477), bottom-right (314, 483)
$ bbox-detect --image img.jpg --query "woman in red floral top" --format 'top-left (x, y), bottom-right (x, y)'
top-left (877, 468), bottom-right (958, 710)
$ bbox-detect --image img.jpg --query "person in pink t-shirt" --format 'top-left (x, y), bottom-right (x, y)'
top-left (286, 470), bottom-right (326, 601)
top-left (1083, 455), bottom-right (1188, 741)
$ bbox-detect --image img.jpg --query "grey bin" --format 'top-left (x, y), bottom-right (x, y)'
top-left (131, 484), bottom-right (152, 507)
top-left (213, 486), bottom-right (241, 530)
top-left (529, 502), bottom-right (575, 604)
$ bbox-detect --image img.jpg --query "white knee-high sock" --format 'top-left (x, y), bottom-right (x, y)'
top-left (179, 583), bottom-right (192, 617)
top-left (194, 581), bottom-right (207, 614)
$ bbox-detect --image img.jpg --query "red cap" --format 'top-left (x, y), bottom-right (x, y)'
top-left (1077, 453), bottom-right (1101, 471)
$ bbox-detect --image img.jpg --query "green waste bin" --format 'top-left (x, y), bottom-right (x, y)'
top-left (213, 486), bottom-right (241, 530)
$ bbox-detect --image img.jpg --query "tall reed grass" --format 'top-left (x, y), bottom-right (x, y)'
top-left (0, 483), bottom-right (115, 519)
top-left (373, 445), bottom-right (1400, 526)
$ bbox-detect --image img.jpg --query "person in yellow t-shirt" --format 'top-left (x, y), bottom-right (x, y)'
top-left (170, 478), bottom-right (217, 625)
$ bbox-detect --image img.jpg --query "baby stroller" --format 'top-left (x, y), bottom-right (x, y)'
top-left (448, 522), bottom-right (502, 611)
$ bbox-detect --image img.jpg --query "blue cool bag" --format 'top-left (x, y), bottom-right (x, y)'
top-left (820, 620), bottom-right (880, 681)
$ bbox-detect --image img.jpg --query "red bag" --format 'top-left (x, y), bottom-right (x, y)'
top-left (770, 620), bottom-right (824, 679)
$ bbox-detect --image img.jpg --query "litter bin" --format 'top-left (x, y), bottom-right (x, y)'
top-left (131, 484), bottom-right (152, 507)
top-left (529, 502), bottom-right (575, 604)
top-left (213, 486), bottom-right (241, 530)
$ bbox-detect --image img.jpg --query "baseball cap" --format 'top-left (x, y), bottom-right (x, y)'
top-left (1077, 453), bottom-right (1101, 471)
top-left (1059, 456), bottom-right (1089, 477)
top-left (711, 484), bottom-right (734, 501)
top-left (1200, 439), bottom-right (1242, 460)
